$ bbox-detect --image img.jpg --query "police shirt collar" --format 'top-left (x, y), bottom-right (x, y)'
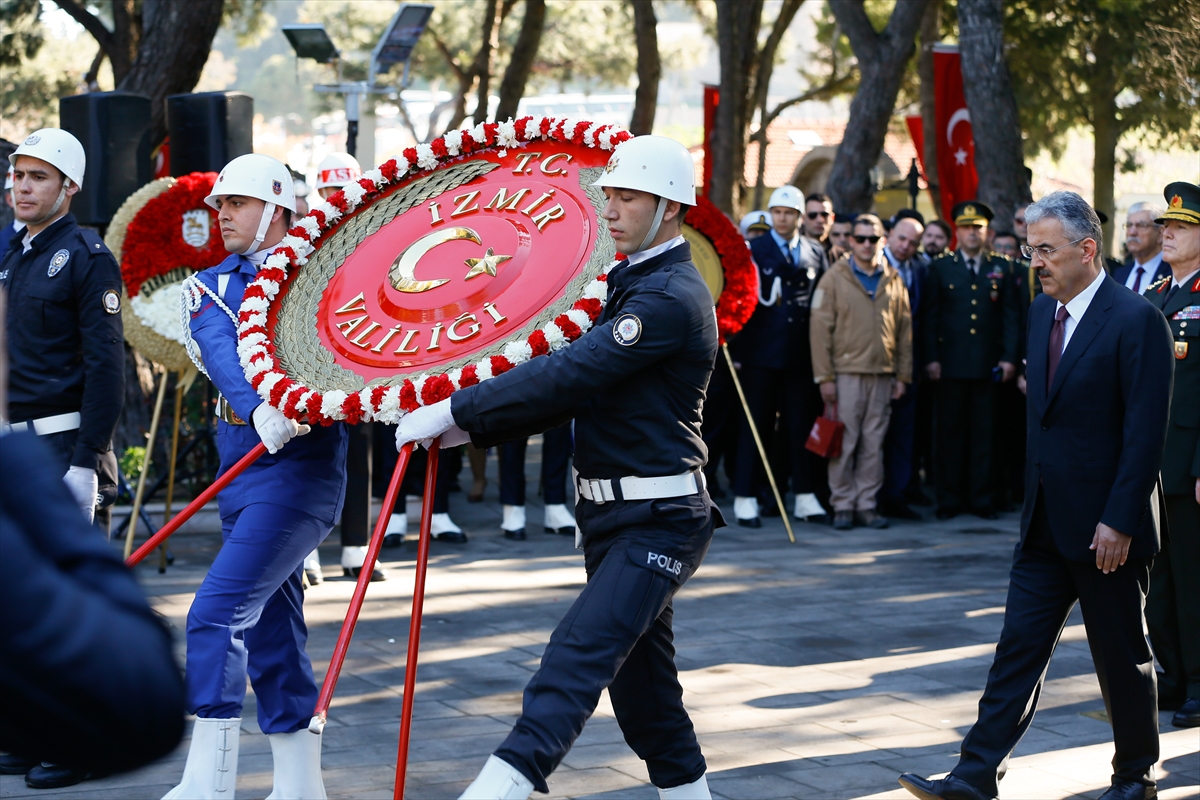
top-left (626, 234), bottom-right (686, 266)
top-left (769, 228), bottom-right (800, 253)
top-left (21, 213), bottom-right (76, 254)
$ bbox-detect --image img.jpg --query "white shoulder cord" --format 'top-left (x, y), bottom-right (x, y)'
top-left (758, 274), bottom-right (782, 306)
top-left (179, 274), bottom-right (241, 378)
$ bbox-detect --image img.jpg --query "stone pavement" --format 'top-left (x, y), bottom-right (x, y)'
top-left (3, 439), bottom-right (1197, 800)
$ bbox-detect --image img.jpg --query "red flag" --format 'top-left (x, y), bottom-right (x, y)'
top-left (905, 115), bottom-right (940, 213)
top-left (933, 45), bottom-right (978, 224)
top-left (702, 85), bottom-right (718, 197)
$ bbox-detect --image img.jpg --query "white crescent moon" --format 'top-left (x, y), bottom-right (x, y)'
top-left (947, 108), bottom-right (971, 144)
top-left (388, 227), bottom-right (482, 293)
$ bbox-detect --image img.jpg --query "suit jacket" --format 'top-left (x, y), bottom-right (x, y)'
top-left (921, 251), bottom-right (1020, 379)
top-left (1113, 258), bottom-right (1171, 290)
top-left (1145, 272), bottom-right (1200, 494)
top-left (730, 233), bottom-right (825, 369)
top-left (1022, 275), bottom-right (1174, 560)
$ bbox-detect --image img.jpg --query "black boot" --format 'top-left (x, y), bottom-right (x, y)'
top-left (25, 762), bottom-right (108, 789)
top-left (0, 753), bottom-right (38, 775)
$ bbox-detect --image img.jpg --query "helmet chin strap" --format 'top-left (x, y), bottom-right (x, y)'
top-left (632, 196), bottom-right (669, 253)
top-left (243, 202), bottom-right (278, 256)
top-left (27, 179), bottom-right (70, 227)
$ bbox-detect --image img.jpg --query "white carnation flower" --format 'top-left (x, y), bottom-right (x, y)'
top-left (131, 283), bottom-right (189, 345)
top-left (543, 321), bottom-right (567, 350)
top-left (342, 181), bottom-right (366, 206)
top-left (363, 168), bottom-right (386, 186)
top-left (497, 119), bottom-right (518, 147)
top-left (503, 340), bottom-right (532, 365)
top-left (565, 308), bottom-right (592, 333)
top-left (443, 129), bottom-right (463, 155)
top-left (477, 357), bottom-right (494, 381)
top-left (415, 143), bottom-right (437, 170)
top-left (321, 390), bottom-right (349, 419)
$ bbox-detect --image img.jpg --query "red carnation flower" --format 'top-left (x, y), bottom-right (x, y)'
top-left (380, 159), bottom-right (400, 181)
top-left (575, 297), bottom-right (602, 321)
top-left (430, 138), bottom-right (448, 158)
top-left (490, 355), bottom-right (513, 376)
top-left (528, 329), bottom-right (550, 357)
top-left (459, 364), bottom-right (479, 387)
top-left (399, 380), bottom-right (419, 412)
top-left (421, 374), bottom-right (454, 405)
top-left (554, 314), bottom-right (582, 340)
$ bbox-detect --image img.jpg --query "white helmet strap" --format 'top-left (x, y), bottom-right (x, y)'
top-left (28, 177), bottom-right (70, 227)
top-left (633, 196), bottom-right (669, 254)
top-left (245, 201), bottom-right (277, 256)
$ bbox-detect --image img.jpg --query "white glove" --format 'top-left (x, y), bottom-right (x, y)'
top-left (63, 466), bottom-right (98, 524)
top-left (252, 403), bottom-right (311, 454)
top-left (396, 398), bottom-right (469, 450)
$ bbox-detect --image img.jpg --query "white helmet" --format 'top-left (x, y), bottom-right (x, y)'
top-left (315, 152), bottom-right (362, 190)
top-left (4, 166), bottom-right (12, 191)
top-left (9, 128), bottom-right (86, 188)
top-left (205, 153), bottom-right (296, 255)
top-left (739, 210), bottom-right (771, 237)
top-left (768, 185), bottom-right (803, 211)
top-left (592, 135), bottom-right (695, 252)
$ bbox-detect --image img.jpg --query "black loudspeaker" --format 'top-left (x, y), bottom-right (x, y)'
top-left (167, 92), bottom-right (254, 176)
top-left (58, 92), bottom-right (152, 226)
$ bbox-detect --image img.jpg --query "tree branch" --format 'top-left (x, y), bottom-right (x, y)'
top-left (828, 0), bottom-right (880, 63)
top-left (51, 0), bottom-right (114, 56)
top-left (761, 71), bottom-right (854, 133)
top-left (429, 29), bottom-right (467, 84)
top-left (750, 0), bottom-right (803, 119)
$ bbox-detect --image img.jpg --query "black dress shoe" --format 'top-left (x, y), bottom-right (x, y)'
top-left (881, 499), bottom-right (922, 520)
top-left (898, 773), bottom-right (993, 800)
top-left (759, 502), bottom-right (781, 517)
top-left (343, 566), bottom-right (388, 582)
top-left (433, 530), bottom-right (468, 544)
top-left (503, 528), bottom-right (526, 540)
top-left (544, 526), bottom-right (573, 535)
top-left (1173, 696), bottom-right (1200, 728)
top-left (905, 488), bottom-right (934, 506)
top-left (1097, 779), bottom-right (1157, 800)
top-left (971, 507), bottom-right (999, 520)
top-left (25, 763), bottom-right (108, 789)
top-left (0, 753), bottom-right (38, 775)
top-left (382, 533), bottom-right (404, 548)
top-left (935, 507), bottom-right (960, 520)
top-left (737, 516), bottom-right (762, 528)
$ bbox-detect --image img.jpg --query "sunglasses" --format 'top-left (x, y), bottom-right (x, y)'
top-left (853, 235), bottom-right (881, 244)
top-left (807, 210), bottom-right (830, 219)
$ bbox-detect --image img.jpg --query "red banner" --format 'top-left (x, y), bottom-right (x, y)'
top-left (932, 45), bottom-right (978, 224)
top-left (702, 84), bottom-right (718, 198)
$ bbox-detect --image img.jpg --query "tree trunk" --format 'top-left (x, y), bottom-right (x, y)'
top-left (958, 0), bottom-right (1030, 232)
top-left (1090, 32), bottom-right (1119, 257)
top-left (749, 0), bottom-right (804, 210)
top-left (108, 0), bottom-right (141, 85)
top-left (495, 0), bottom-right (547, 122)
top-left (917, 0), bottom-right (942, 216)
top-left (628, 0), bottom-right (660, 135)
top-left (825, 0), bottom-right (928, 213)
top-left (710, 0), bottom-right (764, 216)
top-left (115, 0), bottom-right (224, 144)
top-left (470, 0), bottom-right (501, 124)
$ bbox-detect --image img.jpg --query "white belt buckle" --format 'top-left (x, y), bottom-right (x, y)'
top-left (588, 478), bottom-right (607, 505)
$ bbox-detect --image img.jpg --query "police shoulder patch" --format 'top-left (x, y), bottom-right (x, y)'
top-left (47, 248), bottom-right (70, 277)
top-left (102, 289), bottom-right (121, 314)
top-left (613, 313), bottom-right (642, 346)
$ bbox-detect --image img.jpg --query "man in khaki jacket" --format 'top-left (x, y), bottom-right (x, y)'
top-left (810, 214), bottom-right (913, 530)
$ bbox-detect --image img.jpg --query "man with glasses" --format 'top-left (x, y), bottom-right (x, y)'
top-left (921, 201), bottom-right (1019, 520)
top-left (1114, 203), bottom-right (1170, 293)
top-left (802, 193), bottom-right (835, 255)
top-left (901, 190), bottom-right (1172, 800)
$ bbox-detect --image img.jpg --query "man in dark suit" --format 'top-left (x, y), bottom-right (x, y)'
top-left (729, 185), bottom-right (826, 526)
top-left (900, 191), bottom-right (1173, 800)
top-left (1114, 202), bottom-right (1172, 292)
top-left (1144, 181), bottom-right (1200, 729)
top-left (921, 201), bottom-right (1020, 519)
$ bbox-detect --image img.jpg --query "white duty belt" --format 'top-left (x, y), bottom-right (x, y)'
top-left (0, 411), bottom-right (82, 436)
top-left (575, 469), bottom-right (704, 504)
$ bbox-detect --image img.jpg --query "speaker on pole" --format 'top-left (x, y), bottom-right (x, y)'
top-left (58, 92), bottom-right (152, 226)
top-left (167, 92), bottom-right (254, 176)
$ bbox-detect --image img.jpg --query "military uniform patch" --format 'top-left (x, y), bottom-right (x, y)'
top-left (102, 289), bottom-right (121, 314)
top-left (613, 313), bottom-right (642, 346)
top-left (1175, 341), bottom-right (1189, 360)
top-left (47, 249), bottom-right (70, 277)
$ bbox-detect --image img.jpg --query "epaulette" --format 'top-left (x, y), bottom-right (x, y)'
top-left (1192, 274), bottom-right (1200, 292)
top-left (1149, 276), bottom-right (1171, 293)
top-left (77, 227), bottom-right (113, 257)
top-left (988, 251), bottom-right (1013, 262)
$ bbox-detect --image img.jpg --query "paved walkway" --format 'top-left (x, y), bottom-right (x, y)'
top-left (4, 441), bottom-right (1197, 799)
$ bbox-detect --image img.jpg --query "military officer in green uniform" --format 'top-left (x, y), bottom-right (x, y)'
top-left (1144, 180), bottom-right (1200, 729)
top-left (921, 201), bottom-right (1020, 519)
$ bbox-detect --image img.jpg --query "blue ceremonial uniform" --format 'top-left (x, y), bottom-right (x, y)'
top-left (185, 253), bottom-right (348, 734)
top-left (450, 239), bottom-right (721, 792)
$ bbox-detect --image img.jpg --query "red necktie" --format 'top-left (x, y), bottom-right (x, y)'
top-left (1047, 306), bottom-right (1068, 389)
top-left (1132, 266), bottom-right (1145, 294)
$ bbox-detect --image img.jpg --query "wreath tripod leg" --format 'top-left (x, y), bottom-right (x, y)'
top-left (124, 367), bottom-right (169, 559)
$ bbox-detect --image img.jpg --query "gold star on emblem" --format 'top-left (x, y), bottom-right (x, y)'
top-left (463, 247), bottom-right (511, 280)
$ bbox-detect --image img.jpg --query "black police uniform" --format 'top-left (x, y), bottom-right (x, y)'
top-left (729, 230), bottom-right (826, 512)
top-left (0, 213), bottom-right (123, 530)
top-left (450, 239), bottom-right (721, 792)
top-left (921, 248), bottom-right (1020, 515)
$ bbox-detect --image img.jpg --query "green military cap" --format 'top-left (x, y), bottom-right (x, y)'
top-left (1157, 181), bottom-right (1200, 224)
top-left (952, 201), bottom-right (993, 227)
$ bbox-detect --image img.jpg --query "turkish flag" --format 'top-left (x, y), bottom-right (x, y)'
top-left (702, 84), bottom-right (719, 197)
top-left (933, 45), bottom-right (978, 224)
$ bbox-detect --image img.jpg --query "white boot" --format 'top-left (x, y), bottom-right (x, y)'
top-left (658, 774), bottom-right (711, 799)
top-left (384, 512), bottom-right (407, 536)
top-left (501, 504), bottom-right (526, 533)
top-left (302, 549), bottom-right (323, 585)
top-left (341, 545), bottom-right (367, 569)
top-left (543, 503), bottom-right (576, 533)
top-left (733, 496), bottom-right (759, 521)
top-left (162, 717), bottom-right (240, 799)
top-left (264, 729), bottom-right (326, 800)
top-left (458, 755), bottom-right (533, 800)
top-left (793, 492), bottom-right (825, 520)
top-left (431, 512), bottom-right (462, 535)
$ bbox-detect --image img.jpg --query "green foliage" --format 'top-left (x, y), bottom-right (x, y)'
top-left (0, 0), bottom-right (43, 68)
top-left (120, 446), bottom-right (146, 482)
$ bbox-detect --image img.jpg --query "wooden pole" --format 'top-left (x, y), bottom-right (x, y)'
top-left (159, 371), bottom-right (186, 571)
top-left (124, 368), bottom-right (169, 559)
top-left (722, 343), bottom-right (796, 544)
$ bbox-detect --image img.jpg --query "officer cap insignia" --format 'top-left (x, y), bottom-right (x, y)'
top-left (272, 180), bottom-right (282, 195)
top-left (102, 289), bottom-right (121, 315)
top-left (605, 157), bottom-right (619, 174)
top-left (24, 134), bottom-right (40, 145)
top-left (47, 248), bottom-right (70, 277)
top-left (965, 204), bottom-right (976, 216)
top-left (613, 313), bottom-right (642, 346)
top-left (1170, 194), bottom-right (1183, 209)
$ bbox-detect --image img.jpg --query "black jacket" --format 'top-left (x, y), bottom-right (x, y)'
top-left (1145, 272), bottom-right (1200, 495)
top-left (452, 241), bottom-right (717, 480)
top-left (921, 250), bottom-right (1020, 379)
top-left (0, 213), bottom-right (124, 470)
top-left (729, 232), bottom-right (825, 370)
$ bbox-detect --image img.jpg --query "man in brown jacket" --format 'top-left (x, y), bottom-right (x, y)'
top-left (810, 214), bottom-right (913, 530)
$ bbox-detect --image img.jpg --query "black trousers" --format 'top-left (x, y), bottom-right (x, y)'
top-left (41, 429), bottom-right (118, 534)
top-left (934, 378), bottom-right (995, 511)
top-left (953, 493), bottom-right (1158, 796)
top-left (498, 423), bottom-right (572, 506)
top-left (1147, 494), bottom-right (1200, 700)
top-left (732, 363), bottom-right (822, 499)
top-left (700, 354), bottom-right (739, 492)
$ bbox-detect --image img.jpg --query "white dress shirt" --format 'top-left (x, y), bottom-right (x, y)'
top-left (1124, 251), bottom-right (1164, 292)
top-left (626, 234), bottom-right (685, 266)
top-left (1171, 268), bottom-right (1200, 291)
top-left (1055, 267), bottom-right (1107, 353)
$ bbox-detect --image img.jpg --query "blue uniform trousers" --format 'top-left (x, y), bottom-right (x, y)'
top-left (495, 499), bottom-right (714, 792)
top-left (881, 380), bottom-right (917, 504)
top-left (186, 502), bottom-right (331, 733)
top-left (498, 423), bottom-right (572, 506)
